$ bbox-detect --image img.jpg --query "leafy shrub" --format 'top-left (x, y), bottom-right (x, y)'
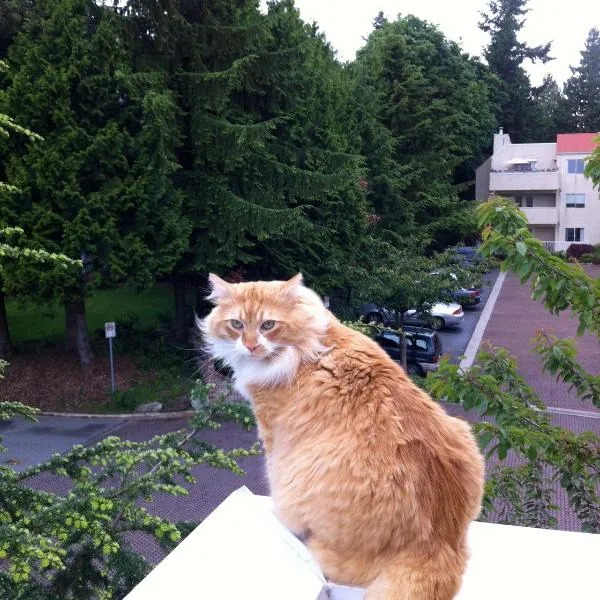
top-left (0, 380), bottom-right (259, 599)
top-left (566, 243), bottom-right (595, 260)
top-left (553, 250), bottom-right (567, 261)
top-left (579, 253), bottom-right (594, 263)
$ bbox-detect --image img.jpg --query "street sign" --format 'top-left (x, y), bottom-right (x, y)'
top-left (104, 322), bottom-right (116, 338)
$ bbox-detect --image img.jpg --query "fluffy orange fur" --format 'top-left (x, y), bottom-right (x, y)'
top-left (202, 274), bottom-right (484, 600)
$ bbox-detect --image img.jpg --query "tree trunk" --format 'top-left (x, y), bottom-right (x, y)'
top-left (174, 278), bottom-right (187, 343)
top-left (64, 299), bottom-right (94, 366)
top-left (0, 290), bottom-right (13, 360)
top-left (65, 304), bottom-right (77, 351)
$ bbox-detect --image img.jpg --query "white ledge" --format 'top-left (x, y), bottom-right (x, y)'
top-left (124, 487), bottom-right (600, 600)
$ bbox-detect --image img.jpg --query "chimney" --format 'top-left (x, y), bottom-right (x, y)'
top-left (493, 128), bottom-right (511, 154)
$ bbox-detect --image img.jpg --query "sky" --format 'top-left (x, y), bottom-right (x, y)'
top-left (261, 0), bottom-right (600, 86)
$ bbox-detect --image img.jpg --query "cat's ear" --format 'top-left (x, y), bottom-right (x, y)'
top-left (280, 273), bottom-right (304, 296)
top-left (207, 273), bottom-right (234, 303)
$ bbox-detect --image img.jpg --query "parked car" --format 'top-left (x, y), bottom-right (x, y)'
top-left (430, 271), bottom-right (481, 306)
top-left (404, 301), bottom-right (464, 330)
top-left (361, 301), bottom-right (463, 330)
top-left (375, 326), bottom-right (442, 376)
top-left (453, 245), bottom-right (481, 266)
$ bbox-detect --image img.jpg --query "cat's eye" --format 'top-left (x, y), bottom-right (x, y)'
top-left (261, 320), bottom-right (276, 331)
top-left (230, 319), bottom-right (244, 330)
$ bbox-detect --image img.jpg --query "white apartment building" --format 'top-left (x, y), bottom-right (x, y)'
top-left (476, 130), bottom-right (600, 251)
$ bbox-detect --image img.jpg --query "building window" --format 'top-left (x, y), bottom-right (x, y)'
top-left (566, 193), bottom-right (586, 207)
top-left (514, 195), bottom-right (523, 207)
top-left (565, 228), bottom-right (584, 242)
top-left (567, 159), bottom-right (585, 174)
top-left (525, 195), bottom-right (534, 207)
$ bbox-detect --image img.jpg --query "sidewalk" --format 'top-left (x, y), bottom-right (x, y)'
top-left (476, 267), bottom-right (600, 413)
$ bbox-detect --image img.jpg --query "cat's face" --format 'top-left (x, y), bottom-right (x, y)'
top-left (201, 273), bottom-right (329, 385)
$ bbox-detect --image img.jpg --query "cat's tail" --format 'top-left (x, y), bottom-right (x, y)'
top-left (364, 543), bottom-right (467, 600)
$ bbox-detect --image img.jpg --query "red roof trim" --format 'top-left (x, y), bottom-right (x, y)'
top-left (556, 133), bottom-right (600, 154)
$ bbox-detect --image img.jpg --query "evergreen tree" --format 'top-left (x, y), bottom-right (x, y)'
top-left (247, 1), bottom-right (366, 305)
top-left (2, 0), bottom-right (190, 364)
top-left (124, 0), bottom-right (361, 337)
top-left (532, 75), bottom-right (574, 139)
top-left (564, 28), bottom-right (600, 132)
top-left (352, 15), bottom-right (495, 250)
top-left (480, 0), bottom-right (552, 142)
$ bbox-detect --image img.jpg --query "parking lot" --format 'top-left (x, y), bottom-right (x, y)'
top-left (437, 269), bottom-right (499, 363)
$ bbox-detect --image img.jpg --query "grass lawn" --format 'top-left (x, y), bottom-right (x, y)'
top-left (3, 283), bottom-right (200, 413)
top-left (6, 284), bottom-right (175, 344)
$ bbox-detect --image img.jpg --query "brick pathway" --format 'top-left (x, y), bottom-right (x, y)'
top-left (480, 266), bottom-right (600, 413)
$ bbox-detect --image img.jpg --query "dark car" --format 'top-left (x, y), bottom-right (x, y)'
top-left (375, 326), bottom-right (442, 377)
top-left (430, 271), bottom-right (481, 307)
top-left (453, 246), bottom-right (481, 266)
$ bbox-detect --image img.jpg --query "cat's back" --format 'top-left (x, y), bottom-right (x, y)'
top-left (303, 318), bottom-right (480, 456)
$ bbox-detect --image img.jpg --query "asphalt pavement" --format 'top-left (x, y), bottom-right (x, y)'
top-left (0, 415), bottom-right (126, 471)
top-left (438, 269), bottom-right (499, 363)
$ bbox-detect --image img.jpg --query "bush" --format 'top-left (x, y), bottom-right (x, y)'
top-left (0, 380), bottom-right (259, 599)
top-left (579, 253), bottom-right (595, 263)
top-left (566, 243), bottom-right (595, 260)
top-left (553, 250), bottom-right (567, 261)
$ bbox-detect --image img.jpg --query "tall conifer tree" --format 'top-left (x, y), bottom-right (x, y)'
top-left (480, 0), bottom-right (552, 142)
top-left (564, 28), bottom-right (600, 132)
top-left (3, 0), bottom-right (190, 364)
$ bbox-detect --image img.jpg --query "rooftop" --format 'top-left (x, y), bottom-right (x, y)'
top-left (556, 132), bottom-right (599, 154)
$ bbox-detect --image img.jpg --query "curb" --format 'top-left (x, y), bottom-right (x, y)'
top-left (39, 410), bottom-right (195, 420)
top-left (459, 271), bottom-right (507, 371)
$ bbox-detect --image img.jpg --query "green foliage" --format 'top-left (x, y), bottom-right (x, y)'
top-left (532, 75), bottom-right (574, 140)
top-left (0, 381), bottom-right (259, 599)
top-left (351, 15), bottom-right (495, 248)
top-left (2, 0), bottom-right (190, 295)
top-left (585, 135), bottom-right (600, 185)
top-left (477, 198), bottom-right (600, 335)
top-left (480, 0), bottom-right (552, 142)
top-left (424, 197), bottom-right (600, 532)
top-left (564, 28), bottom-right (600, 132)
top-left (426, 348), bottom-right (599, 532)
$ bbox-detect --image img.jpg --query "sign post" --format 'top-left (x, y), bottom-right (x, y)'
top-left (104, 322), bottom-right (117, 394)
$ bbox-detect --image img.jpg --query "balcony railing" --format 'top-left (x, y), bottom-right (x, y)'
top-left (490, 169), bottom-right (559, 192)
top-left (520, 206), bottom-right (558, 225)
top-left (542, 241), bottom-right (589, 252)
top-left (124, 486), bottom-right (600, 600)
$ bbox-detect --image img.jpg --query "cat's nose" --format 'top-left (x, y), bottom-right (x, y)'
top-left (244, 342), bottom-right (259, 353)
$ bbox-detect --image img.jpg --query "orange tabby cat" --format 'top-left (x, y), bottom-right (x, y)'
top-left (202, 273), bottom-right (484, 600)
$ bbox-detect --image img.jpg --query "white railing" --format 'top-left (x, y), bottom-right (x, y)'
top-left (542, 241), bottom-right (590, 253)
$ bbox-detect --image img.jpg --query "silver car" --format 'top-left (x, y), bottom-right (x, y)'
top-left (361, 301), bottom-right (464, 330)
top-left (404, 301), bottom-right (464, 330)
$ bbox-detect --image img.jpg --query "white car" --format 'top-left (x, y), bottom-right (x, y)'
top-left (403, 301), bottom-right (464, 330)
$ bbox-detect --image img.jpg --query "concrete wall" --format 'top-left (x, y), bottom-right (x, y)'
top-left (490, 132), bottom-right (557, 172)
top-left (490, 171), bottom-right (559, 192)
top-left (475, 157), bottom-right (491, 201)
top-left (558, 152), bottom-right (600, 244)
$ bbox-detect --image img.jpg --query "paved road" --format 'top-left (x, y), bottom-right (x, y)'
top-left (438, 269), bottom-right (499, 363)
top-left (0, 415), bottom-right (126, 471)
